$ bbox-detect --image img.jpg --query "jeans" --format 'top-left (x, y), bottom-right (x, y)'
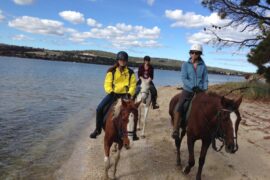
top-left (95, 93), bottom-right (116, 131)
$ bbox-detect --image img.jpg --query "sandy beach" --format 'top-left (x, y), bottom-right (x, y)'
top-left (55, 86), bottom-right (270, 180)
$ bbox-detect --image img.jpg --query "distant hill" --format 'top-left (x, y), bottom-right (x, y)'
top-left (0, 43), bottom-right (244, 75)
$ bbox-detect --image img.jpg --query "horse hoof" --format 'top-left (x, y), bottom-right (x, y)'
top-left (182, 166), bottom-right (190, 174)
top-left (176, 160), bottom-right (181, 166)
top-left (141, 135), bottom-right (145, 139)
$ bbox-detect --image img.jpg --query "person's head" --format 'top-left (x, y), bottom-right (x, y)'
top-left (144, 55), bottom-right (151, 65)
top-left (189, 44), bottom-right (203, 61)
top-left (116, 51), bottom-right (128, 67)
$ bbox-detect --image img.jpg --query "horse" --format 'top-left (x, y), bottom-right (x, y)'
top-left (169, 91), bottom-right (242, 180)
top-left (135, 78), bottom-right (152, 138)
top-left (103, 98), bottom-right (141, 180)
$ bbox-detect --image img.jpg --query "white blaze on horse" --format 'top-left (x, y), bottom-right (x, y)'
top-left (135, 78), bottom-right (152, 138)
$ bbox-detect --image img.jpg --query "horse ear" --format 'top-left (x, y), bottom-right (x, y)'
top-left (234, 95), bottom-right (243, 109)
top-left (135, 100), bottom-right (141, 108)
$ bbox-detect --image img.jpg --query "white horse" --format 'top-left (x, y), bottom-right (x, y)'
top-left (135, 78), bottom-right (152, 138)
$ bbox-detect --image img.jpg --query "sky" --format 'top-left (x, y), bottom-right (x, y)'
top-left (0, 0), bottom-right (260, 72)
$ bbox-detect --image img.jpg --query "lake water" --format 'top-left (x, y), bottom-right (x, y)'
top-left (0, 56), bottom-right (244, 179)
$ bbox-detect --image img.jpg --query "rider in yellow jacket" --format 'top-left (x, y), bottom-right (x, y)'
top-left (104, 66), bottom-right (136, 96)
top-left (89, 51), bottom-right (137, 139)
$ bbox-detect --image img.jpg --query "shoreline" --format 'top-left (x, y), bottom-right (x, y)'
top-left (55, 86), bottom-right (270, 180)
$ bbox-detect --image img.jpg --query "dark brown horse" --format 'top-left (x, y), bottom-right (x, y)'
top-left (103, 98), bottom-right (140, 180)
top-left (169, 91), bottom-right (242, 180)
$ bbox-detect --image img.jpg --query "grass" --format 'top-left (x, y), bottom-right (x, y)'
top-left (209, 82), bottom-right (270, 101)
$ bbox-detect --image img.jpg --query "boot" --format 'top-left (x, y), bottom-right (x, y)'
top-left (171, 112), bottom-right (181, 139)
top-left (133, 132), bottom-right (139, 141)
top-left (152, 97), bottom-right (159, 109)
top-left (89, 128), bottom-right (101, 139)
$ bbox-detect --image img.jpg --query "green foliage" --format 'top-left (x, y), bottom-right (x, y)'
top-left (248, 34), bottom-right (270, 83)
top-left (240, 0), bottom-right (260, 7)
top-left (210, 82), bottom-right (270, 100)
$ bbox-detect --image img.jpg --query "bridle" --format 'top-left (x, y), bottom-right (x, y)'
top-left (211, 108), bottom-right (238, 152)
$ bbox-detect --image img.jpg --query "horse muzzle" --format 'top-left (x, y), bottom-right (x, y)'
top-left (123, 137), bottom-right (130, 149)
top-left (225, 143), bottom-right (238, 154)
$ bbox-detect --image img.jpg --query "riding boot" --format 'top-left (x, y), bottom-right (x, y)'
top-left (152, 96), bottom-right (159, 109)
top-left (89, 117), bottom-right (102, 139)
top-left (172, 112), bottom-right (181, 139)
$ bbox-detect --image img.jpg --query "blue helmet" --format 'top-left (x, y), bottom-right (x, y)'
top-left (116, 51), bottom-right (128, 62)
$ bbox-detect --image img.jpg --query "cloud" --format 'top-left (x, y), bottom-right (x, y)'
top-left (146, 0), bottom-right (155, 6)
top-left (69, 23), bottom-right (161, 48)
top-left (59, 11), bottom-right (85, 24)
top-left (0, 10), bottom-right (4, 22)
top-left (87, 18), bottom-right (102, 27)
top-left (8, 16), bottom-right (67, 35)
top-left (165, 10), bottom-right (229, 28)
top-left (12, 34), bottom-right (31, 40)
top-left (13, 0), bottom-right (34, 5)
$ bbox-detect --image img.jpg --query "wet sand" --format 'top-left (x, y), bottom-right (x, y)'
top-left (55, 86), bottom-right (270, 180)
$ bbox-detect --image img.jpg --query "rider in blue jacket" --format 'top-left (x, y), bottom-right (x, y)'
top-left (172, 44), bottom-right (208, 139)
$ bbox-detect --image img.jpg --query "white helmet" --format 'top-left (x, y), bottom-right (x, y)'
top-left (190, 44), bottom-right (203, 53)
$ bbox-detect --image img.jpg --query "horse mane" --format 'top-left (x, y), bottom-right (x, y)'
top-left (112, 99), bottom-right (122, 119)
top-left (206, 91), bottom-right (221, 98)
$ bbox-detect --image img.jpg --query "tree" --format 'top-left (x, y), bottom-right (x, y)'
top-left (202, 0), bottom-right (270, 82)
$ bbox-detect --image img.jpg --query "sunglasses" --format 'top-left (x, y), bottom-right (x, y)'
top-left (189, 51), bottom-right (201, 55)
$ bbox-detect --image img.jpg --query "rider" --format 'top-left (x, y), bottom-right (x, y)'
top-left (171, 44), bottom-right (208, 139)
top-left (89, 51), bottom-right (137, 139)
top-left (136, 55), bottom-right (159, 109)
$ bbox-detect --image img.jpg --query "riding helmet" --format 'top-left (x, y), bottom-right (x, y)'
top-left (116, 51), bottom-right (128, 62)
top-left (144, 56), bottom-right (151, 61)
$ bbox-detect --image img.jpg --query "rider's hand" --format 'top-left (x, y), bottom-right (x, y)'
top-left (192, 86), bottom-right (201, 93)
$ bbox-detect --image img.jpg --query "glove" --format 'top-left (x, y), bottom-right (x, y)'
top-left (126, 93), bottom-right (131, 99)
top-left (110, 92), bottom-right (115, 96)
top-left (192, 86), bottom-right (202, 93)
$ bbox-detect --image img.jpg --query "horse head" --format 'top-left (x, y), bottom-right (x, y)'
top-left (140, 78), bottom-right (151, 102)
top-left (119, 98), bottom-right (141, 149)
top-left (219, 95), bottom-right (242, 154)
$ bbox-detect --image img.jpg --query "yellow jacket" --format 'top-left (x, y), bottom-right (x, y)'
top-left (104, 66), bottom-right (137, 96)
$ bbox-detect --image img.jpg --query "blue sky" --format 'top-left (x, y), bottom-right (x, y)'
top-left (0, 0), bottom-right (259, 72)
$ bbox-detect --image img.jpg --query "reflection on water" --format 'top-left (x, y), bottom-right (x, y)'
top-left (0, 57), bottom-right (244, 179)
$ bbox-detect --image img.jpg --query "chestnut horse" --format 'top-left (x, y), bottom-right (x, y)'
top-left (169, 91), bottom-right (242, 180)
top-left (104, 98), bottom-right (140, 180)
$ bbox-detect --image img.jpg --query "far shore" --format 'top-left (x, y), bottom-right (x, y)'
top-left (55, 86), bottom-right (270, 180)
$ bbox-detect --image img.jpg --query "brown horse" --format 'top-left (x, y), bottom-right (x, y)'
top-left (103, 98), bottom-right (140, 180)
top-left (169, 91), bottom-right (242, 180)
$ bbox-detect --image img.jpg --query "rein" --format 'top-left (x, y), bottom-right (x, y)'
top-left (203, 107), bottom-right (234, 152)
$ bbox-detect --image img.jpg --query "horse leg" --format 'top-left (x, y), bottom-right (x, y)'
top-left (196, 140), bottom-right (211, 180)
top-left (175, 128), bottom-right (186, 166)
top-left (137, 106), bottom-right (142, 130)
top-left (104, 140), bottom-right (113, 180)
top-left (112, 144), bottom-right (123, 179)
top-left (141, 106), bottom-right (149, 138)
top-left (183, 136), bottom-right (195, 175)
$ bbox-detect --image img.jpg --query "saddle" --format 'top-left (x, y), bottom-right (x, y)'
top-left (180, 96), bottom-right (194, 128)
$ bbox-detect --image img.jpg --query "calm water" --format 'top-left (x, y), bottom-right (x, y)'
top-left (0, 57), bottom-right (244, 179)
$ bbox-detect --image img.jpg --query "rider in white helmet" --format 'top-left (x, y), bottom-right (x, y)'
top-left (172, 44), bottom-right (209, 139)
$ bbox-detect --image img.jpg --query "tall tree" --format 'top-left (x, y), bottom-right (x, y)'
top-left (202, 0), bottom-right (270, 82)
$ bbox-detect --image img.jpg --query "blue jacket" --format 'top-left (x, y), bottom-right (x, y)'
top-left (181, 58), bottom-right (208, 92)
